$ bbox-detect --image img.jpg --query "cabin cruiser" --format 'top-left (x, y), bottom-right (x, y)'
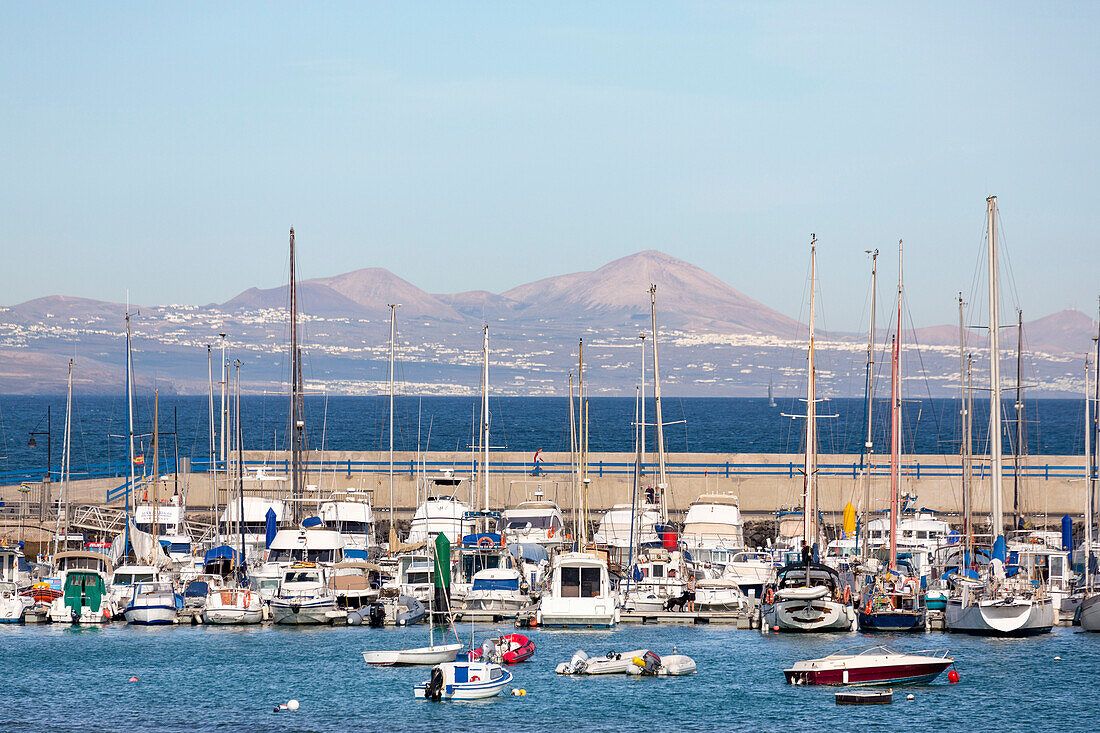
top-left (761, 562), bottom-right (856, 632)
top-left (0, 546), bottom-right (31, 622)
top-left (329, 561), bottom-right (382, 610)
top-left (693, 564), bottom-right (753, 612)
top-left (406, 471), bottom-right (476, 545)
top-left (203, 585), bottom-right (263, 624)
top-left (48, 551), bottom-right (114, 624)
top-left (270, 563), bottom-right (338, 625)
top-left (123, 581), bottom-right (180, 625)
top-left (464, 567), bottom-right (527, 612)
top-left (108, 565), bottom-right (162, 618)
top-left (680, 493), bottom-right (745, 565)
top-left (319, 490), bottom-right (377, 558)
top-left (497, 492), bottom-right (567, 550)
top-left (536, 552), bottom-right (619, 628)
top-left (219, 497), bottom-right (287, 560)
top-left (393, 552), bottom-right (435, 602)
top-left (620, 548), bottom-right (690, 613)
top-left (722, 551), bottom-right (776, 599)
top-left (593, 504), bottom-right (660, 549)
top-left (452, 532), bottom-right (512, 601)
top-left (264, 523), bottom-right (346, 566)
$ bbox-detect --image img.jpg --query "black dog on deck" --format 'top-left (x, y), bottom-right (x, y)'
top-left (665, 590), bottom-right (696, 613)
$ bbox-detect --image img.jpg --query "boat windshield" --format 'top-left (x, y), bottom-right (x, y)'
top-left (561, 566), bottom-right (602, 598)
top-left (114, 573), bottom-right (156, 585)
top-left (284, 571), bottom-right (322, 584)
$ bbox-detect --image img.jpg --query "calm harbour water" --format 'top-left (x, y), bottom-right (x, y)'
top-left (3, 622), bottom-right (1097, 732)
top-left (0, 396), bottom-right (1088, 481)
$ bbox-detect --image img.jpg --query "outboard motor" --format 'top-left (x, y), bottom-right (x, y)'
top-left (368, 602), bottom-right (386, 628)
top-left (425, 666), bottom-right (445, 701)
top-left (640, 651), bottom-right (661, 675)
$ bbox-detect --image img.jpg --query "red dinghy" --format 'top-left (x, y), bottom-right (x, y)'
top-left (500, 634), bottom-right (535, 664)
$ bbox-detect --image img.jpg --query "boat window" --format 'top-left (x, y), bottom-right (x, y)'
top-left (406, 572), bottom-right (431, 585)
top-left (338, 521), bottom-right (368, 535)
top-left (491, 668), bottom-right (503, 680)
top-left (285, 571), bottom-right (321, 583)
top-left (561, 567), bottom-right (581, 597)
top-left (580, 567), bottom-right (602, 598)
top-left (651, 565), bottom-right (665, 578)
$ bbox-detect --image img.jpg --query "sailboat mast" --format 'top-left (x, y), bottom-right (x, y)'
top-left (289, 227), bottom-right (301, 525)
top-left (649, 285), bottom-right (668, 524)
top-left (889, 240), bottom-right (902, 570)
top-left (1093, 299), bottom-right (1100, 544)
top-left (1085, 357), bottom-right (1093, 591)
top-left (236, 360), bottom-right (246, 565)
top-left (577, 339), bottom-right (588, 545)
top-left (958, 294), bottom-right (971, 548)
top-left (987, 196), bottom-right (1005, 547)
top-left (54, 359), bottom-right (74, 557)
top-left (207, 345), bottom-right (217, 544)
top-left (639, 333), bottom-right (646, 473)
top-left (568, 374), bottom-right (578, 542)
top-left (861, 249), bottom-right (878, 553)
top-left (804, 237), bottom-right (818, 548)
top-left (1013, 309), bottom-right (1025, 530)
top-left (388, 304), bottom-right (398, 524)
top-left (482, 325), bottom-right (490, 516)
top-left (152, 389), bottom-right (159, 538)
top-left (125, 307), bottom-right (135, 558)
top-left (218, 332), bottom-right (227, 543)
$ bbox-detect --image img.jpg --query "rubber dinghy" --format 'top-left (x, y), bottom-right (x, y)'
top-left (556, 649), bottom-right (696, 676)
top-left (470, 634), bottom-right (536, 664)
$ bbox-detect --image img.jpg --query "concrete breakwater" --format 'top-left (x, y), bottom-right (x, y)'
top-left (0, 450), bottom-right (1087, 529)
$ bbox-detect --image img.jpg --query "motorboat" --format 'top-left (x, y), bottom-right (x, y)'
top-left (270, 563), bottom-right (338, 625)
top-left (406, 472), bottom-right (476, 545)
top-left (123, 581), bottom-right (180, 625)
top-left (363, 642), bottom-right (463, 666)
top-left (723, 551), bottom-right (776, 600)
top-left (593, 504), bottom-right (660, 549)
top-left (218, 496), bottom-right (287, 560)
top-left (203, 586), bottom-right (263, 625)
top-left (0, 546), bottom-right (31, 622)
top-left (108, 564), bottom-right (161, 618)
top-left (620, 548), bottom-right (690, 613)
top-left (680, 493), bottom-right (746, 565)
top-left (463, 567), bottom-right (528, 612)
top-left (760, 562), bottom-right (855, 632)
top-left (498, 493), bottom-right (567, 550)
top-left (415, 661), bottom-right (512, 700)
top-left (784, 645), bottom-right (953, 686)
top-left (693, 565), bottom-right (753, 612)
top-left (625, 650), bottom-right (697, 676)
top-left (536, 552), bottom-right (619, 628)
top-left (392, 552), bottom-right (435, 603)
top-left (329, 561), bottom-right (382, 609)
top-left (48, 551), bottom-right (114, 624)
top-left (265, 524), bottom-right (346, 566)
top-left (470, 633), bottom-right (535, 665)
top-left (452, 532), bottom-right (513, 602)
top-left (319, 491), bottom-right (377, 557)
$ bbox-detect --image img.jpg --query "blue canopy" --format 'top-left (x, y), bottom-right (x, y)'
top-left (461, 532), bottom-right (503, 548)
top-left (508, 543), bottom-right (548, 563)
top-left (302, 516), bottom-right (323, 528)
top-left (204, 545), bottom-right (240, 564)
top-left (265, 507), bottom-right (277, 549)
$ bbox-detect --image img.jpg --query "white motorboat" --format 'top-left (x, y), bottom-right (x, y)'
top-left (693, 566), bottom-right (753, 612)
top-left (270, 564), bottom-right (338, 625)
top-left (406, 472), bottom-right (476, 546)
top-left (680, 493), bottom-right (745, 565)
top-left (123, 581), bottom-right (179, 625)
top-left (621, 548), bottom-right (690, 612)
top-left (415, 661), bottom-right (512, 700)
top-left (329, 561), bottom-right (382, 609)
top-left (48, 551), bottom-right (114, 624)
top-left (108, 564), bottom-right (162, 618)
top-left (219, 496), bottom-right (287, 560)
top-left (319, 492), bottom-right (377, 558)
top-left (537, 552), bottom-right (619, 628)
top-left (761, 563), bottom-right (855, 632)
top-left (463, 567), bottom-right (528, 612)
top-left (723, 551), bottom-right (776, 599)
top-left (203, 586), bottom-right (263, 624)
top-left (0, 547), bottom-right (30, 622)
top-left (498, 493), bottom-right (568, 550)
top-left (362, 643), bottom-right (464, 666)
top-left (593, 504), bottom-right (660, 549)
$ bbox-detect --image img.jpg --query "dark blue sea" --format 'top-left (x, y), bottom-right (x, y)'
top-left (0, 396), bottom-right (1089, 483)
top-left (2, 622), bottom-right (1097, 732)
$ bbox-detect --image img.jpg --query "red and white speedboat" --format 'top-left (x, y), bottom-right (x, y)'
top-left (784, 645), bottom-right (953, 686)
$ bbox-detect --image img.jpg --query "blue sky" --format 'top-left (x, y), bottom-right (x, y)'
top-left (2, 2), bottom-right (1097, 330)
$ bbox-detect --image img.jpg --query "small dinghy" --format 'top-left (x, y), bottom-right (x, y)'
top-left (835, 689), bottom-right (893, 705)
top-left (557, 649), bottom-right (696, 676)
top-left (785, 645), bottom-right (953, 686)
top-left (415, 661), bottom-right (513, 700)
top-left (362, 642), bottom-right (463, 666)
top-left (471, 633), bottom-right (536, 665)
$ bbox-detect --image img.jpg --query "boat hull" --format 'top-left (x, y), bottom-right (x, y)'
top-left (271, 599), bottom-right (336, 625)
top-left (857, 610), bottom-right (926, 632)
top-left (362, 644), bottom-right (463, 666)
top-left (1078, 593), bottom-right (1100, 631)
top-left (945, 596), bottom-right (1053, 636)
top-left (786, 661), bottom-right (949, 686)
top-left (124, 605), bottom-right (177, 625)
top-left (203, 607), bottom-right (264, 624)
top-left (414, 671), bottom-right (512, 700)
top-left (763, 598), bottom-right (853, 632)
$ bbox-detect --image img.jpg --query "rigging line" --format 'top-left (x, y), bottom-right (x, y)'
top-left (902, 296), bottom-right (946, 451)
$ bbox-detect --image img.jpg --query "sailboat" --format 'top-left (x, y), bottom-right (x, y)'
top-left (944, 196), bottom-right (1054, 636)
top-left (1078, 352), bottom-right (1100, 631)
top-left (858, 242), bottom-right (926, 632)
top-left (768, 378), bottom-right (777, 408)
top-left (760, 236), bottom-right (855, 632)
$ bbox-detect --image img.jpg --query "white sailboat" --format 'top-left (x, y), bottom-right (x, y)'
top-left (945, 196), bottom-right (1053, 636)
top-left (761, 236), bottom-right (854, 632)
top-left (1078, 349), bottom-right (1100, 631)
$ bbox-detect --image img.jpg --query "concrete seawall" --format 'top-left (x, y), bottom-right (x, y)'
top-left (1, 451), bottom-right (1088, 527)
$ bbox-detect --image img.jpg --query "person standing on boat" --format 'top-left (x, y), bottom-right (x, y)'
top-left (801, 541), bottom-right (811, 566)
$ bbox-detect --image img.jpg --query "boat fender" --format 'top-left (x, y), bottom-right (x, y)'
top-left (842, 586), bottom-right (851, 604)
top-left (548, 527), bottom-right (555, 538)
top-left (244, 591), bottom-right (252, 607)
top-left (948, 669), bottom-right (960, 684)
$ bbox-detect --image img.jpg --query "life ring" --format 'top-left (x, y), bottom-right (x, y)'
top-left (764, 588), bottom-right (774, 605)
top-left (548, 527), bottom-right (556, 538)
top-left (478, 537), bottom-right (494, 548)
top-left (842, 585), bottom-right (851, 604)
top-left (470, 675), bottom-right (480, 682)
top-left (865, 601), bottom-right (873, 615)
top-left (244, 591), bottom-right (252, 607)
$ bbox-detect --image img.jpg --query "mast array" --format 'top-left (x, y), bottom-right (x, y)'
top-left (987, 196), bottom-right (1005, 550)
top-left (649, 285), bottom-right (668, 525)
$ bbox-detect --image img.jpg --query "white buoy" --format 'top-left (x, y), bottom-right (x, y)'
top-left (1054, 656), bottom-right (1062, 661)
top-left (512, 689), bottom-right (521, 696)
top-left (287, 699), bottom-right (300, 711)
top-left (906, 694), bottom-right (915, 701)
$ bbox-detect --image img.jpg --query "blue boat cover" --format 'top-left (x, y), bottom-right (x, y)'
top-left (302, 516), bottom-right (323, 528)
top-left (508, 543), bottom-right (548, 563)
top-left (266, 507), bottom-right (278, 549)
top-left (471, 577), bottom-right (520, 591)
top-left (461, 533), bottom-right (502, 547)
top-left (204, 545), bottom-right (240, 564)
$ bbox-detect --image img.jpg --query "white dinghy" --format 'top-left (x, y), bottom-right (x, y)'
top-left (362, 643), bottom-right (464, 666)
